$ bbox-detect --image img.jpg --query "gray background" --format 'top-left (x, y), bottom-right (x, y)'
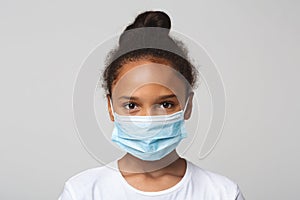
top-left (1, 0), bottom-right (299, 199)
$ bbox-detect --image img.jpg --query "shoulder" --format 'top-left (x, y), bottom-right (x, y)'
top-left (67, 161), bottom-right (118, 186)
top-left (187, 160), bottom-right (244, 199)
top-left (67, 165), bottom-right (109, 184)
top-left (60, 161), bottom-right (119, 199)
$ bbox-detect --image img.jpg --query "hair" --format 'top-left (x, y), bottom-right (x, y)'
top-left (101, 10), bottom-right (199, 97)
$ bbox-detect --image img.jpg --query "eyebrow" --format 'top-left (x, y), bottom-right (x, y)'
top-left (118, 94), bottom-right (178, 101)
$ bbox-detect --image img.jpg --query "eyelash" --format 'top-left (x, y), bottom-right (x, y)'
top-left (123, 101), bottom-right (175, 110)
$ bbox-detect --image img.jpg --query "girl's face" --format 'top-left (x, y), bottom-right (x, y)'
top-left (107, 59), bottom-right (193, 121)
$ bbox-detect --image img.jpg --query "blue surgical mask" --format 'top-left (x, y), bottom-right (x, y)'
top-left (109, 97), bottom-right (189, 161)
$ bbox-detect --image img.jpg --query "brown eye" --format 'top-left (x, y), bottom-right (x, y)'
top-left (124, 103), bottom-right (137, 110)
top-left (160, 102), bottom-right (174, 109)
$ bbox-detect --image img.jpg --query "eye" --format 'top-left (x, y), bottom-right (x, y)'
top-left (160, 101), bottom-right (174, 109)
top-left (124, 102), bottom-right (138, 110)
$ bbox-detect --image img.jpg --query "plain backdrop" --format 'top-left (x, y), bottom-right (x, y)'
top-left (0, 0), bottom-right (299, 199)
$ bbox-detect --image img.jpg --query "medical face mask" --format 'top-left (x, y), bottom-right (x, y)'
top-left (109, 97), bottom-right (189, 161)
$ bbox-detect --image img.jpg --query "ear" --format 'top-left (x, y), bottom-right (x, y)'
top-left (106, 94), bottom-right (115, 122)
top-left (184, 92), bottom-right (194, 120)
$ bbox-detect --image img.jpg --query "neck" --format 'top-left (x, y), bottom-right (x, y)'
top-left (118, 150), bottom-right (182, 174)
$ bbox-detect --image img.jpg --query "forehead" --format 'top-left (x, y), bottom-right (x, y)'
top-left (111, 61), bottom-right (189, 100)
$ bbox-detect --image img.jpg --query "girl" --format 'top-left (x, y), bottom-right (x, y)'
top-left (59, 10), bottom-right (245, 200)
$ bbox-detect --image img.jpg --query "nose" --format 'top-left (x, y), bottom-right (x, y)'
top-left (138, 105), bottom-right (168, 116)
top-left (139, 104), bottom-right (164, 116)
top-left (139, 108), bottom-right (153, 116)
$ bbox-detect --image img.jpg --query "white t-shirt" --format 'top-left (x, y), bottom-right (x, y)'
top-left (58, 159), bottom-right (245, 200)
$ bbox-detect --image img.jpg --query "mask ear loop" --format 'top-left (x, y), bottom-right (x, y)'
top-left (109, 98), bottom-right (116, 117)
top-left (182, 95), bottom-right (190, 114)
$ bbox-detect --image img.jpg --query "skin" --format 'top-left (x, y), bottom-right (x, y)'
top-left (106, 59), bottom-right (194, 192)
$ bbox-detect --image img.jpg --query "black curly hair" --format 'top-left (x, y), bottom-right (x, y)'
top-left (102, 10), bottom-right (198, 97)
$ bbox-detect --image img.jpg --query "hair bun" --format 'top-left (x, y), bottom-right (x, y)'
top-left (118, 11), bottom-right (175, 54)
top-left (125, 11), bottom-right (171, 32)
